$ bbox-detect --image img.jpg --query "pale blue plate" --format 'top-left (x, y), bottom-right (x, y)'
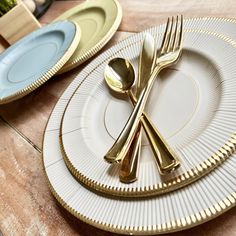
top-left (0, 20), bottom-right (80, 104)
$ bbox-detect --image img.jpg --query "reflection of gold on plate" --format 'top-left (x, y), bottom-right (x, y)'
top-left (43, 17), bottom-right (236, 235)
top-left (55, 0), bottom-right (122, 74)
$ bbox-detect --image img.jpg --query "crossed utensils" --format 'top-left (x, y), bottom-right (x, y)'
top-left (104, 15), bottom-right (184, 183)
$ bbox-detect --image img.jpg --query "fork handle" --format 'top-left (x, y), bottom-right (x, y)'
top-left (141, 114), bottom-right (180, 174)
top-left (128, 91), bottom-right (180, 174)
top-left (128, 90), bottom-right (180, 174)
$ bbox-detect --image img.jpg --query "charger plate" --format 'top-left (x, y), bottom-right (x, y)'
top-left (43, 17), bottom-right (236, 234)
top-left (60, 19), bottom-right (236, 198)
top-left (0, 21), bottom-right (80, 104)
top-left (54, 0), bottom-right (122, 73)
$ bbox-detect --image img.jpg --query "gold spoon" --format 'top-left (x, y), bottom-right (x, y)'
top-left (104, 57), bottom-right (180, 174)
top-left (104, 58), bottom-right (141, 183)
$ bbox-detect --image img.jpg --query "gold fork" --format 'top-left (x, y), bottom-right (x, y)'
top-left (104, 15), bottom-right (183, 173)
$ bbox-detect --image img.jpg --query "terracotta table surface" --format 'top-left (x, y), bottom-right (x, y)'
top-left (1, 0), bottom-right (236, 235)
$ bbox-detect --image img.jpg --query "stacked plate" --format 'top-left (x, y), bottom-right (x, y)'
top-left (54, 0), bottom-right (122, 73)
top-left (0, 0), bottom-right (122, 104)
top-left (43, 17), bottom-right (236, 235)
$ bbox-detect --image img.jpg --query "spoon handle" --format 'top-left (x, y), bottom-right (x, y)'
top-left (119, 123), bottom-right (142, 183)
top-left (104, 68), bottom-right (159, 163)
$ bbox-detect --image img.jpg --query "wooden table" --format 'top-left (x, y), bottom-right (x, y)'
top-left (1, 0), bottom-right (236, 235)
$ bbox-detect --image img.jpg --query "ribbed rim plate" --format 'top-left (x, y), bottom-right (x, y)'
top-left (60, 18), bottom-right (236, 198)
top-left (43, 17), bottom-right (236, 235)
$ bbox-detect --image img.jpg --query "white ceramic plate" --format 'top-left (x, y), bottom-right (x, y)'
top-left (60, 19), bottom-right (236, 197)
top-left (43, 18), bottom-right (236, 234)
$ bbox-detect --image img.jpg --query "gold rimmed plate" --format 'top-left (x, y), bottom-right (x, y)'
top-left (54, 0), bottom-right (122, 74)
top-left (60, 19), bottom-right (236, 198)
top-left (0, 21), bottom-right (80, 104)
top-left (43, 17), bottom-right (236, 235)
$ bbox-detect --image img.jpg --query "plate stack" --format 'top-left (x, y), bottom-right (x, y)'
top-left (43, 17), bottom-right (236, 235)
top-left (0, 0), bottom-right (122, 104)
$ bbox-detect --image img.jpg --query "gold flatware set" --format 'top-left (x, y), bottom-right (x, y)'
top-left (104, 15), bottom-right (184, 182)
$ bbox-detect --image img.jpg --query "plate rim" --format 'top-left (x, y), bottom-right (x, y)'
top-left (55, 0), bottom-right (122, 74)
top-left (60, 26), bottom-right (236, 198)
top-left (0, 20), bottom-right (81, 104)
top-left (43, 17), bottom-right (236, 235)
top-left (44, 171), bottom-right (236, 235)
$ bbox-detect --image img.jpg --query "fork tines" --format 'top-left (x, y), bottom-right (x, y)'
top-left (160, 15), bottom-right (183, 54)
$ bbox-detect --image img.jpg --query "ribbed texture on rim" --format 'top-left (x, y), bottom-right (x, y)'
top-left (60, 24), bottom-right (236, 197)
top-left (43, 17), bottom-right (236, 235)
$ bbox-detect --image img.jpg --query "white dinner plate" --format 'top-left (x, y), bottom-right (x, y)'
top-left (43, 17), bottom-right (236, 234)
top-left (60, 19), bottom-right (236, 197)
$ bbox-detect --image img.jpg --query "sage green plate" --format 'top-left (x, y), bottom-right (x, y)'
top-left (55, 0), bottom-right (122, 74)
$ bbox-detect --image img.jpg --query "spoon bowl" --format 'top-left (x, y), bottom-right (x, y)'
top-left (104, 58), bottom-right (135, 94)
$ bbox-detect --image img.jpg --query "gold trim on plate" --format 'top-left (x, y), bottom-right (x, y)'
top-left (43, 17), bottom-right (236, 235)
top-left (60, 28), bottom-right (236, 198)
top-left (43, 170), bottom-right (236, 235)
top-left (0, 21), bottom-right (81, 104)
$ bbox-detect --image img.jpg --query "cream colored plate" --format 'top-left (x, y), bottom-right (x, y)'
top-left (60, 19), bottom-right (236, 198)
top-left (55, 0), bottom-right (122, 73)
top-left (43, 18), bottom-right (236, 235)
